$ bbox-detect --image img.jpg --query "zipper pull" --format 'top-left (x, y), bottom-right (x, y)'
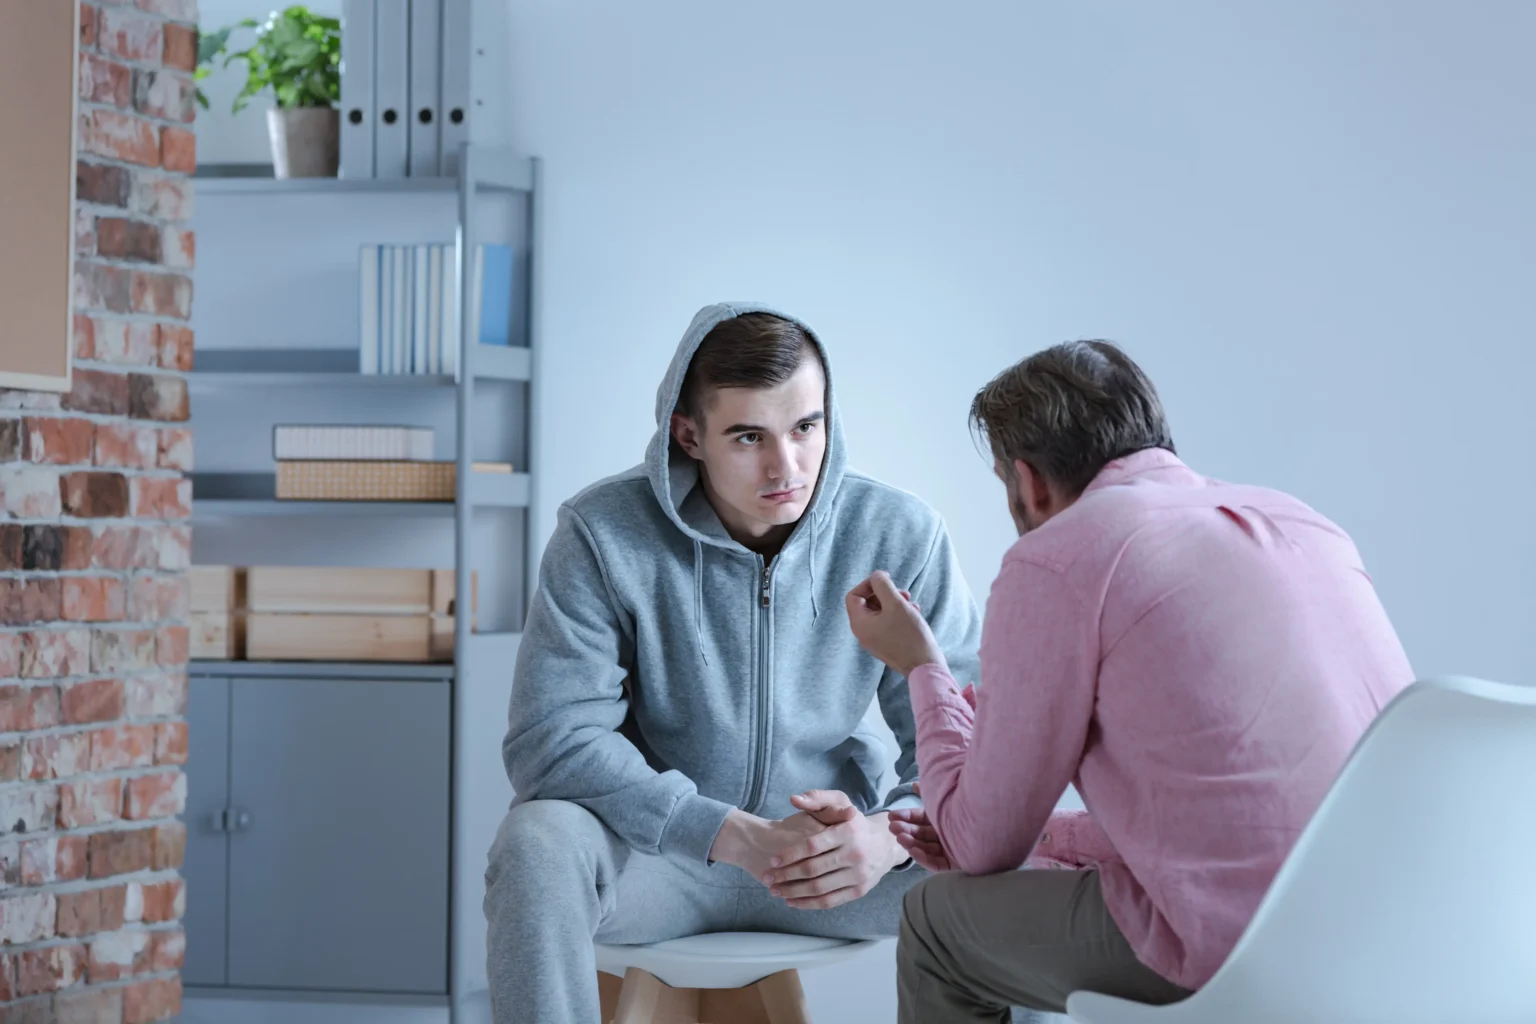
top-left (760, 566), bottom-right (771, 608)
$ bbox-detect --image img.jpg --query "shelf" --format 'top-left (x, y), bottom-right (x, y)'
top-left (192, 472), bottom-right (530, 516)
top-left (473, 345), bottom-right (533, 382)
top-left (188, 659), bottom-right (456, 681)
top-left (195, 156), bottom-right (536, 195)
top-left (196, 166), bottom-right (458, 196)
top-left (469, 471), bottom-right (531, 508)
top-left (189, 348), bottom-right (532, 387)
top-left (185, 632), bottom-right (521, 678)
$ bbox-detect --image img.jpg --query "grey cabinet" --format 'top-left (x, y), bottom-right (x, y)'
top-left (184, 676), bottom-right (230, 987)
top-left (186, 670), bottom-right (451, 995)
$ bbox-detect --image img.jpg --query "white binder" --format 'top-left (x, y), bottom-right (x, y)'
top-left (339, 0), bottom-right (375, 179)
top-left (438, 0), bottom-right (472, 176)
top-left (373, 0), bottom-right (410, 178)
top-left (407, 0), bottom-right (442, 177)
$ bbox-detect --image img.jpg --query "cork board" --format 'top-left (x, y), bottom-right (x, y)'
top-left (0, 2), bottom-right (80, 392)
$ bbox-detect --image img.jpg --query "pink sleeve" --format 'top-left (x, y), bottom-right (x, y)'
top-left (1023, 810), bottom-right (1122, 869)
top-left (909, 556), bottom-right (1099, 876)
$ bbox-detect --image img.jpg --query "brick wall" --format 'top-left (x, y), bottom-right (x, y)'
top-left (0, 1), bottom-right (195, 1020)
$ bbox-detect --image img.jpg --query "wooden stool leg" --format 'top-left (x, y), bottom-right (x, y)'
top-left (699, 985), bottom-right (770, 1024)
top-left (697, 970), bottom-right (809, 1024)
top-left (754, 970), bottom-right (811, 1024)
top-left (598, 970), bottom-right (624, 1023)
top-left (612, 967), bottom-right (703, 1024)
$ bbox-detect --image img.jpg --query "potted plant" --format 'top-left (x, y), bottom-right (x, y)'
top-left (198, 6), bottom-right (342, 178)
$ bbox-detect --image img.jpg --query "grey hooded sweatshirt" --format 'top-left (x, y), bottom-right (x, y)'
top-left (504, 302), bottom-right (983, 865)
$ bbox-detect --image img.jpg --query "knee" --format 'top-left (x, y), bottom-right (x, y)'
top-left (487, 799), bottom-right (603, 887)
top-left (901, 872), bottom-right (959, 945)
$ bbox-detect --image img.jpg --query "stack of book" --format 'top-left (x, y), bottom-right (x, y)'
top-left (358, 242), bottom-right (513, 376)
top-left (272, 424), bottom-right (512, 502)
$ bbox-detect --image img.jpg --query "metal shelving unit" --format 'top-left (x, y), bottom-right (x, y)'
top-left (185, 146), bottom-right (540, 1020)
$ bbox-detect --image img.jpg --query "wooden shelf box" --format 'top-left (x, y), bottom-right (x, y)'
top-left (191, 566), bottom-right (475, 662)
top-left (189, 565), bottom-right (246, 659)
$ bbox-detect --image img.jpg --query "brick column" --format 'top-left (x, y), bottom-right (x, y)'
top-left (0, 1), bottom-right (194, 1020)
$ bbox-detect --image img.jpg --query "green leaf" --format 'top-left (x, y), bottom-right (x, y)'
top-left (209, 5), bottom-right (340, 114)
top-left (196, 26), bottom-right (233, 66)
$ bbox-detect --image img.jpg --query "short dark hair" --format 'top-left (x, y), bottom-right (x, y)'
top-left (970, 340), bottom-right (1175, 496)
top-left (677, 313), bottom-right (820, 421)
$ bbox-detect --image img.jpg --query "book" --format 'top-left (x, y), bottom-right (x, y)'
top-left (357, 242), bottom-right (516, 376)
top-left (273, 424), bottom-right (435, 461)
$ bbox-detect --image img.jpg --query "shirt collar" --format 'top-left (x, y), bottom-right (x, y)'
top-left (1082, 447), bottom-right (1189, 495)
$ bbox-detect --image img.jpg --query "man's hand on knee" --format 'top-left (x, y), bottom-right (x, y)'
top-left (761, 789), bottom-right (908, 910)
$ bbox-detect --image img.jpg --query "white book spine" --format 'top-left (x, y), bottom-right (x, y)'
top-left (382, 245), bottom-right (396, 374)
top-left (444, 241), bottom-right (460, 381)
top-left (427, 245), bottom-right (443, 376)
top-left (358, 245), bottom-right (379, 374)
top-left (413, 245), bottom-right (430, 374)
top-left (274, 425), bottom-right (436, 461)
top-left (393, 245), bottom-right (409, 375)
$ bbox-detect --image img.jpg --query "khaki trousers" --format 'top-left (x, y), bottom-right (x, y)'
top-left (898, 868), bottom-right (1192, 1023)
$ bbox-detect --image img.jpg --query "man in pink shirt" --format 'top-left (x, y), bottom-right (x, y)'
top-left (843, 340), bottom-right (1413, 1021)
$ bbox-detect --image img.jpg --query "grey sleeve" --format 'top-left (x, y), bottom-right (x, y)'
top-left (873, 520), bottom-right (984, 814)
top-left (504, 505), bottom-right (733, 862)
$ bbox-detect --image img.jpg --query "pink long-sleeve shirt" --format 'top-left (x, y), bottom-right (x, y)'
top-left (910, 448), bottom-right (1413, 990)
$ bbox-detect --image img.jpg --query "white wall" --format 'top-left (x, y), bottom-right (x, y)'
top-left (494, 2), bottom-right (1532, 1019)
top-left (503, 0), bottom-right (1535, 681)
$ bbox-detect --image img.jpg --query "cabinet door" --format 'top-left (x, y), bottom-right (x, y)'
top-left (183, 675), bottom-right (230, 987)
top-left (226, 676), bottom-right (451, 994)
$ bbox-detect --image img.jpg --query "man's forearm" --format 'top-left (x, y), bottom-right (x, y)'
top-left (708, 808), bottom-right (768, 868)
top-left (864, 812), bottom-right (912, 871)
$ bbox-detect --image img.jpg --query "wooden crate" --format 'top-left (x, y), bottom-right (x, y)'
top-left (191, 610), bottom-right (243, 659)
top-left (245, 613), bottom-right (454, 663)
top-left (245, 567), bottom-right (476, 616)
top-left (189, 565), bottom-right (245, 612)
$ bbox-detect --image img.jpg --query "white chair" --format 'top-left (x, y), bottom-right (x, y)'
top-left (1065, 675), bottom-right (1536, 1024)
top-left (595, 932), bottom-right (881, 1023)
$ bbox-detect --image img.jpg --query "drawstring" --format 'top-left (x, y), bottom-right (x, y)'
top-left (693, 539), bottom-right (708, 664)
top-left (808, 513), bottom-right (821, 622)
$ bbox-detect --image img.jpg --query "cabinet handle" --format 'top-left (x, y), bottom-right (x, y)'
top-left (207, 811), bottom-right (228, 833)
top-left (232, 808), bottom-right (253, 832)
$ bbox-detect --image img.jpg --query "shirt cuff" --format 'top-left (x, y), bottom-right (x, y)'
top-left (908, 663), bottom-right (976, 727)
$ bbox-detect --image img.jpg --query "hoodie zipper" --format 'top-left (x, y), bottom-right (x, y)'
top-left (744, 558), bottom-right (773, 813)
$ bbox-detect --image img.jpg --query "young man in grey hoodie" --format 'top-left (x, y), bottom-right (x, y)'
top-left (484, 303), bottom-right (982, 1022)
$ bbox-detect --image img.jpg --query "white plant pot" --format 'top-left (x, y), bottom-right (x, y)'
top-left (267, 107), bottom-right (339, 179)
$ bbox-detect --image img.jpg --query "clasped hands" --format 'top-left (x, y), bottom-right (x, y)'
top-left (709, 790), bottom-right (909, 910)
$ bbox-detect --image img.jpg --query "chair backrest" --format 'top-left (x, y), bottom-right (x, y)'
top-left (1186, 676), bottom-right (1536, 1024)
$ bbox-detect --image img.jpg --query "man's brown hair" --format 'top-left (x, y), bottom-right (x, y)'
top-left (677, 314), bottom-right (820, 421)
top-left (970, 340), bottom-right (1175, 496)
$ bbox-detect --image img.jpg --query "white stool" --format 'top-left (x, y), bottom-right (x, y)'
top-left (595, 932), bottom-right (881, 1024)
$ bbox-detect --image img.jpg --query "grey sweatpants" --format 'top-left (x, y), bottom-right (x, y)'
top-left (484, 799), bottom-right (927, 1024)
top-left (898, 868), bottom-right (1192, 1022)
